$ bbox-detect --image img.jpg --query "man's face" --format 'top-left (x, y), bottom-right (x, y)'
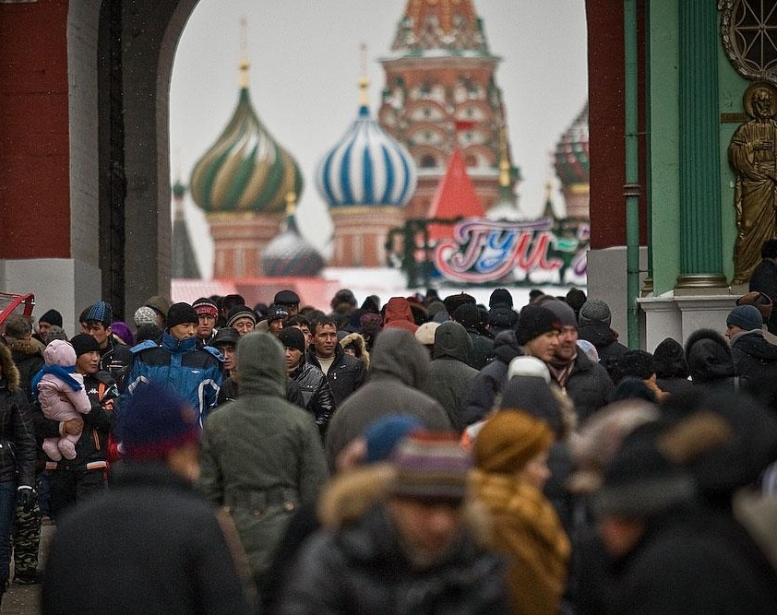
top-left (285, 347), bottom-right (302, 371)
top-left (76, 351), bottom-right (100, 376)
top-left (85, 321), bottom-right (111, 348)
top-left (233, 317), bottom-right (255, 336)
top-left (754, 91), bottom-right (773, 119)
top-left (196, 312), bottom-right (216, 339)
top-left (268, 319), bottom-right (284, 334)
top-left (388, 497), bottom-right (463, 567)
top-left (216, 344), bottom-right (236, 372)
top-left (313, 324), bottom-right (338, 358)
top-left (522, 330), bottom-right (560, 363)
top-left (554, 325), bottom-right (579, 361)
top-left (297, 325), bottom-right (312, 348)
top-left (725, 323), bottom-right (743, 340)
top-left (38, 322), bottom-right (52, 341)
top-left (169, 322), bottom-right (196, 341)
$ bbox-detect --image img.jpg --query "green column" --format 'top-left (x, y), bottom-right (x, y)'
top-left (675, 0), bottom-right (727, 290)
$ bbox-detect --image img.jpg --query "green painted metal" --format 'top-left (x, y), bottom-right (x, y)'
top-left (678, 0), bottom-right (723, 276)
top-left (625, 0), bottom-right (640, 348)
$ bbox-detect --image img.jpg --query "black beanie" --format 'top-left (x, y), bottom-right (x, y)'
top-left (70, 333), bottom-right (101, 357)
top-left (278, 327), bottom-right (305, 353)
top-left (452, 303), bottom-right (480, 330)
top-left (39, 309), bottom-right (63, 328)
top-left (516, 305), bottom-right (562, 346)
top-left (166, 303), bottom-right (198, 330)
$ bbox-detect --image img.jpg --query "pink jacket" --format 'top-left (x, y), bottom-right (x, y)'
top-left (37, 340), bottom-right (91, 421)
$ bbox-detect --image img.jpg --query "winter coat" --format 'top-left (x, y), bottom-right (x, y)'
top-left (462, 330), bottom-right (523, 426)
top-left (324, 328), bottom-right (452, 471)
top-left (279, 466), bottom-right (509, 615)
top-left (577, 321), bottom-right (628, 377)
top-left (730, 330), bottom-right (777, 413)
top-left (382, 297), bottom-right (418, 334)
top-left (307, 343), bottom-right (365, 406)
top-left (35, 371), bottom-right (117, 471)
top-left (750, 258), bottom-right (777, 335)
top-left (290, 359), bottom-right (337, 437)
top-left (217, 374), bottom-right (307, 410)
top-left (608, 504), bottom-right (777, 614)
top-left (422, 322), bottom-right (479, 432)
top-left (98, 338), bottom-right (133, 388)
top-left (198, 332), bottom-right (328, 581)
top-left (123, 332), bottom-right (223, 426)
top-left (41, 463), bottom-right (253, 615)
top-left (0, 343), bottom-right (36, 487)
top-left (467, 329), bottom-right (496, 371)
top-left (339, 332), bottom-right (370, 370)
top-left (565, 350), bottom-right (615, 424)
top-left (7, 338), bottom-right (44, 402)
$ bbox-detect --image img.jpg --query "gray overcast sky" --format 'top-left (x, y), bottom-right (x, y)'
top-left (169, 0), bottom-right (588, 278)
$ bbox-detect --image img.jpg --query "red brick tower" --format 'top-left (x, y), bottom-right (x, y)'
top-left (378, 0), bottom-right (517, 220)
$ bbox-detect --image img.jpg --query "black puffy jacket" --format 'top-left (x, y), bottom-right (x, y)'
top-left (0, 344), bottom-right (36, 487)
top-left (306, 344), bottom-right (364, 406)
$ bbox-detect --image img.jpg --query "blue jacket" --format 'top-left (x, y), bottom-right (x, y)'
top-left (123, 332), bottom-right (223, 425)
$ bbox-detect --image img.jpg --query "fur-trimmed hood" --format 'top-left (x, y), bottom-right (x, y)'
top-left (340, 332), bottom-right (370, 370)
top-left (0, 343), bottom-right (21, 393)
top-left (685, 328), bottom-right (735, 383)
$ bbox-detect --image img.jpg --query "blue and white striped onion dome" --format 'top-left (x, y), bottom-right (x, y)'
top-left (316, 105), bottom-right (417, 208)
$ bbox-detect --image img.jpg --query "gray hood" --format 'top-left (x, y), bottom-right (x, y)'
top-left (235, 331), bottom-right (286, 397)
top-left (432, 320), bottom-right (473, 363)
top-left (370, 328), bottom-right (430, 389)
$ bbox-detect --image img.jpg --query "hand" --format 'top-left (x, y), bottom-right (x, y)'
top-left (17, 487), bottom-right (34, 513)
top-left (63, 417), bottom-right (84, 436)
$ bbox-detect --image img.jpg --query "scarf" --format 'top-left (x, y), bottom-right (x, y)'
top-left (547, 352), bottom-right (577, 389)
top-left (31, 365), bottom-right (81, 400)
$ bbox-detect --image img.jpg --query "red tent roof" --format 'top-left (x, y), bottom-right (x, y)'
top-left (427, 149), bottom-right (485, 242)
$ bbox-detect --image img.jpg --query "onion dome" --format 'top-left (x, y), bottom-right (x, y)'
top-left (316, 75), bottom-right (417, 208)
top-left (190, 58), bottom-right (303, 215)
top-left (262, 193), bottom-right (325, 277)
top-left (554, 102), bottom-right (589, 186)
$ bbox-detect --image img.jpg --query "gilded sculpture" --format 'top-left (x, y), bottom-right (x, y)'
top-left (730, 82), bottom-right (777, 284)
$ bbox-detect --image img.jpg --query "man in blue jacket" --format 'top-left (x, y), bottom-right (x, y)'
top-left (123, 302), bottom-right (222, 426)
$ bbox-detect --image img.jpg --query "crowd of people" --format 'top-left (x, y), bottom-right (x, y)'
top-left (0, 279), bottom-right (776, 613)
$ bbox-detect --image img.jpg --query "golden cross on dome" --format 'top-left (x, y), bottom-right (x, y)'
top-left (239, 17), bottom-right (250, 89)
top-left (358, 43), bottom-right (370, 107)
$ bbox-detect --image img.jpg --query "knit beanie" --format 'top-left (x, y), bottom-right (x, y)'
top-left (474, 411), bottom-right (554, 474)
top-left (119, 382), bottom-right (200, 461)
top-left (489, 288), bottom-right (513, 309)
top-left (726, 305), bottom-right (763, 332)
top-left (166, 303), bottom-right (198, 330)
top-left (516, 305), bottom-right (562, 346)
top-left (542, 299), bottom-right (577, 328)
top-left (226, 305), bottom-right (257, 328)
top-left (579, 299), bottom-right (612, 327)
top-left (70, 333), bottom-right (101, 357)
top-left (390, 432), bottom-right (471, 500)
top-left (39, 309), bottom-right (63, 328)
top-left (192, 297), bottom-right (218, 318)
top-left (86, 301), bottom-right (113, 326)
top-left (277, 327), bottom-right (305, 353)
top-left (364, 415), bottom-right (423, 465)
top-left (133, 306), bottom-right (158, 328)
top-left (267, 305), bottom-right (289, 322)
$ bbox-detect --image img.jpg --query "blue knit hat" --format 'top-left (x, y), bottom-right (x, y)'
top-left (119, 382), bottom-right (200, 460)
top-left (86, 301), bottom-right (113, 326)
top-left (364, 415), bottom-right (423, 464)
top-left (726, 305), bottom-right (763, 332)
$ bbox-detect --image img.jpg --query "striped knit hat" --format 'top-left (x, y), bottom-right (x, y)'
top-left (390, 431), bottom-right (471, 501)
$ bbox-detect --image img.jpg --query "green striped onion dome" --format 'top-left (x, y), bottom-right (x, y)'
top-left (554, 102), bottom-right (589, 187)
top-left (190, 87), bottom-right (303, 214)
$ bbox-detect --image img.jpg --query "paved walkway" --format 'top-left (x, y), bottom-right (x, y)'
top-left (1, 521), bottom-right (53, 615)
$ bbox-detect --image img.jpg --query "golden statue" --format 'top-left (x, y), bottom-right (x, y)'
top-left (730, 82), bottom-right (777, 284)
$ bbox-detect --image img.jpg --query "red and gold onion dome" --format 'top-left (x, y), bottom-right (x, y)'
top-left (262, 193), bottom-right (325, 277)
top-left (553, 101), bottom-right (589, 220)
top-left (189, 58), bottom-right (304, 278)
